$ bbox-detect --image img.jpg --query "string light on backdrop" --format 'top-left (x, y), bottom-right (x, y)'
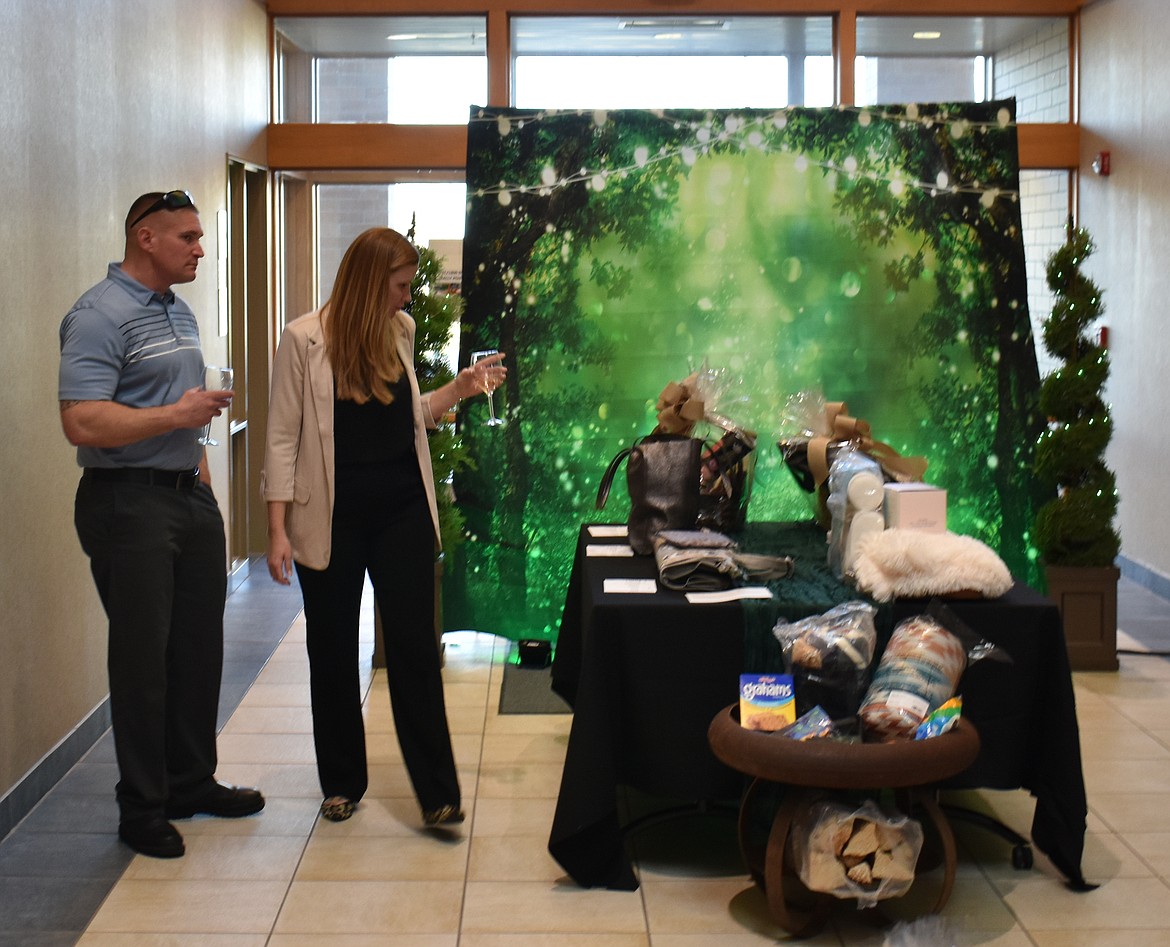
top-left (468, 104), bottom-right (1020, 207)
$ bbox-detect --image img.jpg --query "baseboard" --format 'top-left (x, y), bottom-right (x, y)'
top-left (0, 697), bottom-right (111, 841)
top-left (1118, 554), bottom-right (1170, 602)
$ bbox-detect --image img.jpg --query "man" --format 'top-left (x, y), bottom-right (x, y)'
top-left (58, 190), bottom-right (264, 858)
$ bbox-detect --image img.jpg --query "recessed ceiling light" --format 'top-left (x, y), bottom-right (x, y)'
top-left (913, 31), bottom-right (942, 40)
top-left (654, 33), bottom-right (684, 41)
top-left (620, 19), bottom-right (726, 30)
top-left (387, 32), bottom-right (483, 41)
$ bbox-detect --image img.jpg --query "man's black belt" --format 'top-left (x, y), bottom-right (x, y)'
top-left (84, 467), bottom-right (201, 490)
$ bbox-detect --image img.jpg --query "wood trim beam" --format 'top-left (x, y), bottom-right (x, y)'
top-left (836, 9), bottom-right (856, 107)
top-left (267, 121), bottom-right (1080, 172)
top-left (487, 8), bottom-right (510, 107)
top-left (268, 123), bottom-right (468, 169)
top-left (1018, 123), bottom-right (1079, 169)
top-left (268, 1), bottom-right (1087, 15)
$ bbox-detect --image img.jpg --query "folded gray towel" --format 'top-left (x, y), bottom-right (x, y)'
top-left (652, 530), bottom-right (794, 591)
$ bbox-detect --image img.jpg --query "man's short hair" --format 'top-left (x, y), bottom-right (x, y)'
top-left (125, 190), bottom-right (198, 234)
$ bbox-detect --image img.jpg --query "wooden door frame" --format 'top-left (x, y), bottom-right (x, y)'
top-left (226, 157), bottom-right (273, 571)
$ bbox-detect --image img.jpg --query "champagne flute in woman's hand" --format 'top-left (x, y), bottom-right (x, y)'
top-left (470, 350), bottom-right (504, 427)
top-left (198, 365), bottom-right (234, 446)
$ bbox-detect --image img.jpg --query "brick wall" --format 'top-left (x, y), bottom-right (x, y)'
top-left (993, 19), bottom-right (1069, 123)
top-left (317, 58), bottom-right (388, 124)
top-left (317, 184), bottom-right (390, 304)
top-left (993, 20), bottom-right (1072, 375)
top-left (1019, 169), bottom-right (1071, 377)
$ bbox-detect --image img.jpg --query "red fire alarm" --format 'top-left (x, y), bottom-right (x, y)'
top-left (1092, 151), bottom-right (1111, 176)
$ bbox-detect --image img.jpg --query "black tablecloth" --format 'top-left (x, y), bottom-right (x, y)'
top-left (548, 521), bottom-right (1089, 891)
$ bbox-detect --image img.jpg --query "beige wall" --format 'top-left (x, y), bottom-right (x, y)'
top-left (1079, 0), bottom-right (1170, 584)
top-left (0, 0), bottom-right (268, 804)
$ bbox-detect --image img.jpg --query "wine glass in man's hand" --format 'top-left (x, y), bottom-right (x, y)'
top-left (197, 366), bottom-right (234, 446)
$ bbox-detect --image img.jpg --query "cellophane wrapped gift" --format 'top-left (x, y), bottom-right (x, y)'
top-left (858, 615), bottom-right (966, 741)
top-left (773, 601), bottom-right (878, 724)
top-left (654, 364), bottom-right (758, 533)
top-left (792, 799), bottom-right (923, 908)
top-left (776, 390), bottom-right (928, 529)
top-left (777, 389), bottom-right (839, 526)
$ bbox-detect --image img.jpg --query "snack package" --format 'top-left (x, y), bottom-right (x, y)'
top-left (773, 601), bottom-right (878, 722)
top-left (781, 705), bottom-right (836, 741)
top-left (915, 696), bottom-right (963, 740)
top-left (739, 673), bottom-right (796, 731)
top-left (791, 799), bottom-right (923, 908)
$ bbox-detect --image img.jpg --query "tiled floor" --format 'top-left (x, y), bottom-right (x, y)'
top-left (1, 573), bottom-right (1169, 945)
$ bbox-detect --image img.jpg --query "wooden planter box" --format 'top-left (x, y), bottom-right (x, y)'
top-left (1044, 564), bottom-right (1120, 671)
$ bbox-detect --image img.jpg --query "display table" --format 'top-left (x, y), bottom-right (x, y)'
top-left (707, 706), bottom-right (981, 936)
top-left (548, 521), bottom-right (1089, 892)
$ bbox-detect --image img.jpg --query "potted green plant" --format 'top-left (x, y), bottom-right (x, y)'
top-left (1034, 222), bottom-right (1120, 670)
top-left (410, 239), bottom-right (473, 555)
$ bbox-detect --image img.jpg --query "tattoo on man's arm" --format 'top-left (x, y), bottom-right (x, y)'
top-left (59, 400), bottom-right (83, 411)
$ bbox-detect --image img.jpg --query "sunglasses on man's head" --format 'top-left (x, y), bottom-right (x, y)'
top-left (128, 190), bottom-right (196, 229)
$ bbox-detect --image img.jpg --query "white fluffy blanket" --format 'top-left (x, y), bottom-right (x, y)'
top-left (853, 528), bottom-right (1013, 602)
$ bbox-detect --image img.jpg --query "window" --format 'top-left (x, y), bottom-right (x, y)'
top-left (315, 182), bottom-right (467, 305)
top-left (275, 16), bottom-right (487, 124)
top-left (855, 15), bottom-right (1069, 121)
top-left (512, 16), bottom-right (833, 109)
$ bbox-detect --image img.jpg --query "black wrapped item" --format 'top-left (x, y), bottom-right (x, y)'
top-left (773, 601), bottom-right (879, 722)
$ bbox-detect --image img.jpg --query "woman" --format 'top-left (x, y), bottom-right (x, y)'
top-left (262, 227), bottom-right (505, 825)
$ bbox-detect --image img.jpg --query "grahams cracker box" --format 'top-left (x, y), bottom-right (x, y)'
top-left (739, 674), bottom-right (796, 732)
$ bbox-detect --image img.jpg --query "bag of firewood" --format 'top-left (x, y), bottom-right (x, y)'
top-left (790, 799), bottom-right (923, 908)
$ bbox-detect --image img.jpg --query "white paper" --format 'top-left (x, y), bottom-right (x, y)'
top-left (684, 587), bottom-right (774, 604)
top-left (588, 524), bottom-right (629, 538)
top-left (585, 544), bottom-right (635, 557)
top-left (603, 578), bottom-right (658, 594)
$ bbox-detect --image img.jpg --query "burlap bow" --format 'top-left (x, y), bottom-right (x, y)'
top-left (653, 373), bottom-right (706, 435)
top-left (806, 401), bottom-right (928, 488)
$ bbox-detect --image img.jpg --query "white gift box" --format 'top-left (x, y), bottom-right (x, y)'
top-left (883, 483), bottom-right (947, 533)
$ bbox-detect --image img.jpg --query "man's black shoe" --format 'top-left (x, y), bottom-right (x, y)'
top-left (118, 816), bottom-right (185, 858)
top-left (166, 783), bottom-right (265, 819)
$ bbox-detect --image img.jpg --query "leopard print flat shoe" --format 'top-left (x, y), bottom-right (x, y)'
top-left (320, 796), bottom-right (356, 822)
top-left (422, 804), bottom-right (465, 826)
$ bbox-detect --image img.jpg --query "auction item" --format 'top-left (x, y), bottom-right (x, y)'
top-left (739, 673), bottom-right (796, 731)
top-left (858, 615), bottom-right (966, 741)
top-left (652, 529), bottom-right (794, 591)
top-left (596, 434), bottom-right (701, 554)
top-left (883, 483), bottom-right (947, 532)
top-left (851, 528), bottom-right (1013, 601)
top-left (773, 601), bottom-right (878, 722)
top-left (792, 799), bottom-right (923, 908)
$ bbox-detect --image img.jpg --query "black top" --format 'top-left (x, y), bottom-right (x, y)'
top-left (333, 374), bottom-right (424, 512)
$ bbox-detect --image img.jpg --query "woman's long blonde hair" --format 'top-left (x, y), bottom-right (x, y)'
top-left (324, 227), bottom-right (419, 405)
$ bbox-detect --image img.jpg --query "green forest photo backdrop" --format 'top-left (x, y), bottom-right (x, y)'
top-left (446, 99), bottom-right (1045, 642)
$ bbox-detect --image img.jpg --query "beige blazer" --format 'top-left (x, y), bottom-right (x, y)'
top-left (260, 307), bottom-right (442, 570)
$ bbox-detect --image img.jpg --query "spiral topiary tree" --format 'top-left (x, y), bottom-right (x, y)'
top-left (1033, 222), bottom-right (1120, 567)
top-left (407, 219), bottom-right (473, 554)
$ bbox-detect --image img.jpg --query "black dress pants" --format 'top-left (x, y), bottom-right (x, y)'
top-left (74, 477), bottom-right (226, 822)
top-left (295, 482), bottom-right (459, 812)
